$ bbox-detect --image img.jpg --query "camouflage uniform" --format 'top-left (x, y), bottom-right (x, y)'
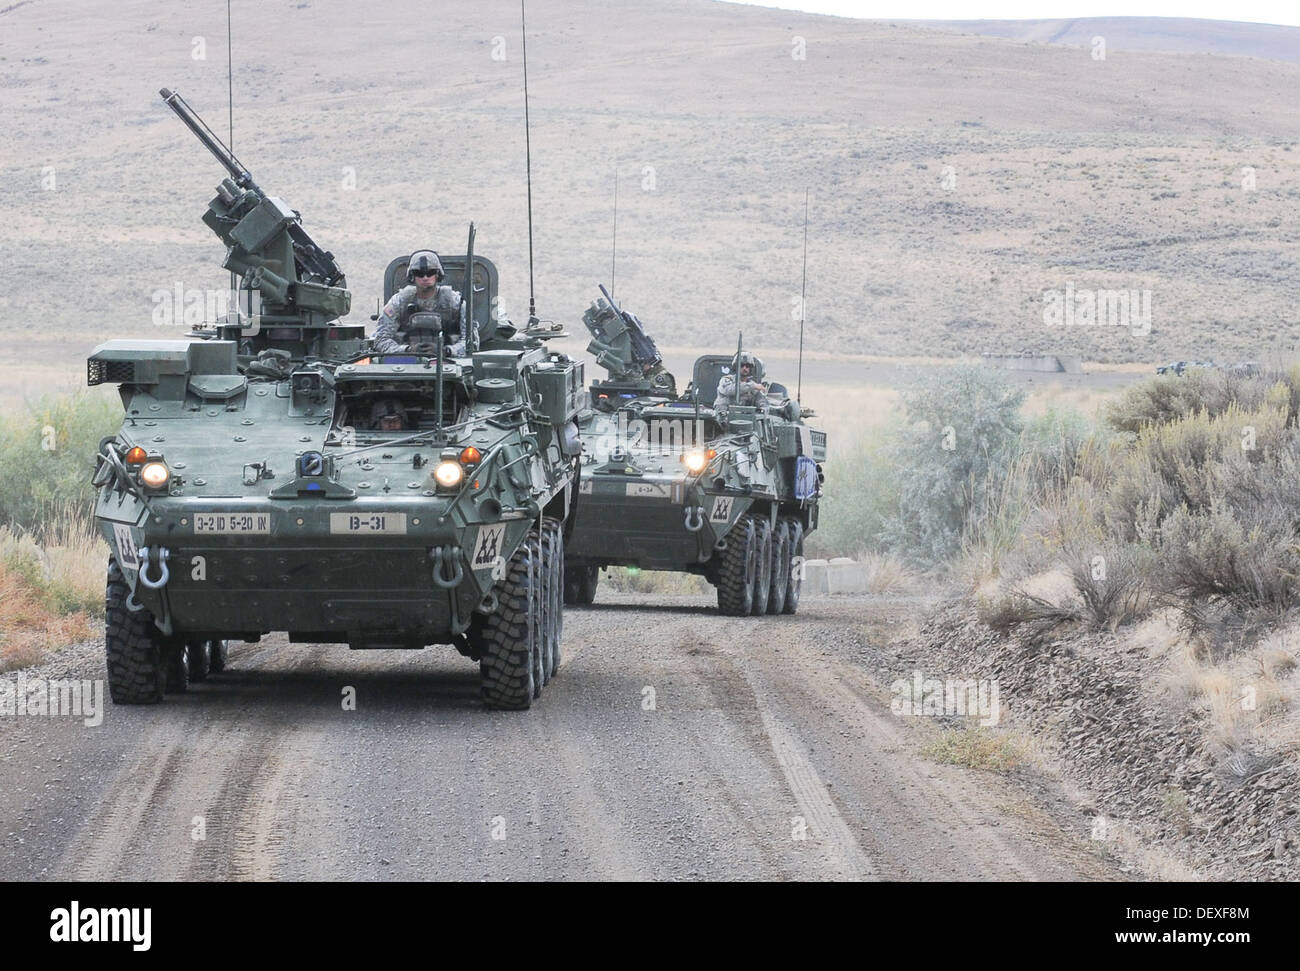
top-left (715, 352), bottom-right (769, 410)
top-left (372, 284), bottom-right (474, 355)
top-left (715, 374), bottom-right (770, 411)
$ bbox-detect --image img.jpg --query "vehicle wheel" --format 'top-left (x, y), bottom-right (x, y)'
top-left (208, 639), bottom-right (229, 673)
top-left (579, 565), bottom-right (598, 604)
top-left (564, 562), bottom-right (596, 606)
top-left (105, 557), bottom-right (167, 704)
top-left (188, 639), bottom-right (212, 682)
top-left (783, 518), bottom-right (804, 615)
top-left (477, 528), bottom-right (541, 710)
top-left (547, 520), bottom-right (564, 677)
top-left (538, 524), bottom-right (555, 685)
top-left (563, 563), bottom-right (581, 605)
top-left (751, 517), bottom-right (772, 616)
top-left (717, 515), bottom-right (756, 616)
top-left (768, 520), bottom-right (790, 615)
top-left (165, 640), bottom-right (191, 693)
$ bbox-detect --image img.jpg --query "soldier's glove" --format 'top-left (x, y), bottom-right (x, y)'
top-left (409, 342), bottom-right (441, 356)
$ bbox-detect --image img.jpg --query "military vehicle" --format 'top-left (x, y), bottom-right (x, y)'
top-left (88, 90), bottom-right (582, 710)
top-left (563, 289), bottom-right (826, 615)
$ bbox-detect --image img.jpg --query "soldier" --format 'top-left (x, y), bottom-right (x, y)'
top-left (715, 351), bottom-right (770, 411)
top-left (369, 397), bottom-right (409, 432)
top-left (372, 250), bottom-right (475, 355)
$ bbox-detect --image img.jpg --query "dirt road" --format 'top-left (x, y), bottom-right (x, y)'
top-left (0, 594), bottom-right (1118, 881)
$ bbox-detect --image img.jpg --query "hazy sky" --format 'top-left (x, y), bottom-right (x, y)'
top-left (729, 1), bottom-right (1300, 27)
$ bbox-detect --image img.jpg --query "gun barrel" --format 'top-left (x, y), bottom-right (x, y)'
top-left (159, 88), bottom-right (256, 188)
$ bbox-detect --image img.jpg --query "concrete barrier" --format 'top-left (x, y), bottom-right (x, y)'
top-left (799, 557), bottom-right (873, 596)
top-left (802, 558), bottom-right (830, 595)
top-left (981, 354), bottom-right (1082, 374)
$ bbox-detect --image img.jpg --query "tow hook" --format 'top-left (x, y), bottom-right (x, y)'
top-left (431, 546), bottom-right (465, 589)
top-left (137, 546), bottom-right (171, 590)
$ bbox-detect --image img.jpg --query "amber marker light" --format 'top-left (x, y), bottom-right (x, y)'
top-left (459, 446), bottom-right (483, 466)
top-left (125, 446), bottom-right (148, 465)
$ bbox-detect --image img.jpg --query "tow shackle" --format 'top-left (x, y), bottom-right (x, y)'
top-left (431, 546), bottom-right (465, 589)
top-left (137, 546), bottom-right (171, 590)
top-left (684, 506), bottom-right (705, 532)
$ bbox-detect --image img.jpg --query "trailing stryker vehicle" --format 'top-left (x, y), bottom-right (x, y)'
top-left (564, 288), bottom-right (826, 615)
top-left (87, 90), bottom-right (582, 710)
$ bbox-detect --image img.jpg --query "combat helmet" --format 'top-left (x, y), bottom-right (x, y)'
top-left (732, 350), bottom-right (765, 381)
top-left (407, 250), bottom-right (444, 283)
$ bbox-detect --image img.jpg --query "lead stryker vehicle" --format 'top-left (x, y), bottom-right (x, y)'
top-left (88, 90), bottom-right (582, 710)
top-left (564, 289), bottom-right (826, 615)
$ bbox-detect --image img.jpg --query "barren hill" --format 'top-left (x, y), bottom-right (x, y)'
top-left (902, 16), bottom-right (1300, 63)
top-left (1, 0), bottom-right (1298, 400)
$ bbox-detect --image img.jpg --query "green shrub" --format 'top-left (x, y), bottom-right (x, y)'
top-left (0, 391), bottom-right (118, 540)
top-left (805, 421), bottom-right (901, 559)
top-left (881, 367), bottom-right (1026, 566)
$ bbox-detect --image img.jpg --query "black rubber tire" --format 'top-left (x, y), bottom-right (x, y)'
top-left (751, 517), bottom-right (772, 616)
top-left (105, 558), bottom-right (167, 705)
top-left (208, 639), bottom-right (229, 673)
top-left (717, 516), bottom-right (757, 616)
top-left (539, 524), bottom-right (555, 685)
top-left (783, 518), bottom-right (804, 615)
top-left (768, 520), bottom-right (790, 615)
top-left (165, 641), bottom-right (191, 693)
top-left (563, 563), bottom-right (597, 606)
top-left (188, 639), bottom-right (212, 682)
top-left (546, 520), bottom-right (564, 678)
top-left (477, 528), bottom-right (541, 710)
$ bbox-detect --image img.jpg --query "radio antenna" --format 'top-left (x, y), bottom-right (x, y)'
top-left (227, 0), bottom-right (239, 312)
top-left (610, 168), bottom-right (618, 302)
top-left (521, 0), bottom-right (537, 326)
top-left (797, 188), bottom-right (808, 403)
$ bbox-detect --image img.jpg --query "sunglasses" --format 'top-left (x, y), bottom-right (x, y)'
top-left (413, 270), bottom-right (439, 278)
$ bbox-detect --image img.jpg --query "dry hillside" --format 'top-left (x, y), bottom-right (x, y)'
top-left (1, 0), bottom-right (1298, 406)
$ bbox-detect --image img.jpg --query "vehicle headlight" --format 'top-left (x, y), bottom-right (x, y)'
top-left (682, 448), bottom-right (716, 475)
top-left (139, 461), bottom-right (170, 489)
top-left (434, 461), bottom-right (464, 488)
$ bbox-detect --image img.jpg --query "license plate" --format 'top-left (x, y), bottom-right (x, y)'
top-left (329, 512), bottom-right (407, 535)
top-left (194, 513), bottom-right (271, 534)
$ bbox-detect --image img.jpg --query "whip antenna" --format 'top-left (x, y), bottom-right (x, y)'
top-left (610, 168), bottom-right (618, 302)
top-left (521, 0), bottom-right (537, 325)
top-left (798, 189), bottom-right (808, 403)
top-left (227, 0), bottom-right (239, 312)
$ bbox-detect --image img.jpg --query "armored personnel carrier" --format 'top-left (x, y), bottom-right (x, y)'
top-left (564, 289), bottom-right (826, 615)
top-left (88, 90), bottom-right (582, 710)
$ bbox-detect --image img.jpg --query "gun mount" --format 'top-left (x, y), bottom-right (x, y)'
top-left (159, 88), bottom-right (361, 361)
top-left (582, 285), bottom-right (675, 399)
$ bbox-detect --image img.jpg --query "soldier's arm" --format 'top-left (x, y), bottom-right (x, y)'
top-left (713, 375), bottom-right (735, 410)
top-left (371, 296), bottom-right (407, 354)
top-left (446, 290), bottom-right (476, 356)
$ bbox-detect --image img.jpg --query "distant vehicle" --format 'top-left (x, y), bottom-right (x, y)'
top-left (563, 289), bottom-right (826, 615)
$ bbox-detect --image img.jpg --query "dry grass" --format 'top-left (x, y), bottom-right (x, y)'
top-left (1154, 615), bottom-right (1300, 777)
top-left (860, 552), bottom-right (918, 595)
top-left (602, 566), bottom-right (712, 596)
top-left (0, 523), bottom-right (105, 672)
top-left (921, 725), bottom-right (1025, 772)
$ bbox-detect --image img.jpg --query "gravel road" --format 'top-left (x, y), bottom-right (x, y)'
top-left (0, 593), bottom-right (1119, 881)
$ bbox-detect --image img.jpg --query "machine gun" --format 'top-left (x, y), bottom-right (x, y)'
top-left (160, 88), bottom-right (352, 332)
top-left (583, 285), bottom-right (663, 381)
